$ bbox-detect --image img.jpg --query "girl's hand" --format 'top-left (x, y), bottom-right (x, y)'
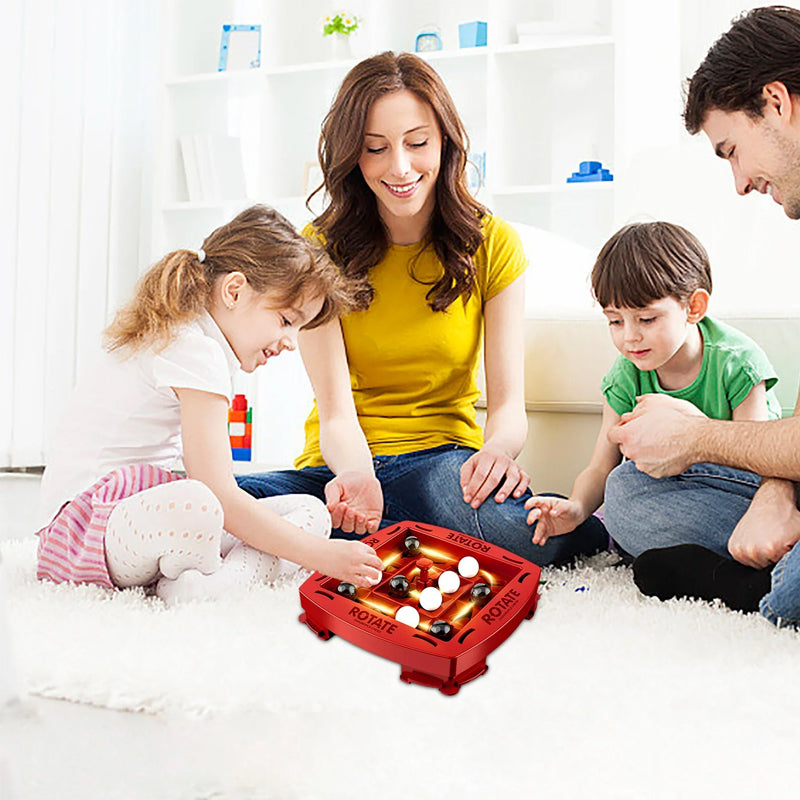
top-left (324, 472), bottom-right (383, 535)
top-left (317, 539), bottom-right (383, 588)
top-left (460, 446), bottom-right (530, 509)
top-left (525, 496), bottom-right (586, 545)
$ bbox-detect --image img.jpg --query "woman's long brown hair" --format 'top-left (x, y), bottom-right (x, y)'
top-left (310, 51), bottom-right (487, 312)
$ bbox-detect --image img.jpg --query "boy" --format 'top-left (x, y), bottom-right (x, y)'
top-left (526, 221), bottom-right (781, 548)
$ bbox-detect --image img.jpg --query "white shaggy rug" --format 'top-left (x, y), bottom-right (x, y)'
top-left (4, 536), bottom-right (800, 798)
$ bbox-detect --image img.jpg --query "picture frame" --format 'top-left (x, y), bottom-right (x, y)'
top-left (218, 24), bottom-right (262, 71)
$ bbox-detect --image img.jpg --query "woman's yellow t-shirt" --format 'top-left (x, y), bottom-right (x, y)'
top-left (295, 215), bottom-right (527, 468)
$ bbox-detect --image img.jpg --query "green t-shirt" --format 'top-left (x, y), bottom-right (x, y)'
top-left (601, 316), bottom-right (782, 420)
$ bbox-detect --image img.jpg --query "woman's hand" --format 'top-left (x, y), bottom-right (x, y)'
top-left (324, 471), bottom-right (383, 535)
top-left (460, 445), bottom-right (530, 509)
top-left (525, 496), bottom-right (586, 545)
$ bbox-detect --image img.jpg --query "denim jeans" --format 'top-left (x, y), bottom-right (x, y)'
top-left (237, 444), bottom-right (608, 567)
top-left (604, 459), bottom-right (800, 627)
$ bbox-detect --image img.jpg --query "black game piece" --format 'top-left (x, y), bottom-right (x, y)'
top-left (337, 582), bottom-right (357, 599)
top-left (403, 535), bottom-right (421, 556)
top-left (428, 620), bottom-right (453, 640)
top-left (471, 583), bottom-right (492, 605)
top-left (388, 575), bottom-right (410, 598)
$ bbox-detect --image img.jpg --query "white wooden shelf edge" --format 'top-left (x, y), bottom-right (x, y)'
top-left (491, 182), bottom-right (615, 196)
top-left (164, 35), bottom-right (615, 87)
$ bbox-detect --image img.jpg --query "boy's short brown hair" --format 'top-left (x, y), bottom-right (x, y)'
top-left (591, 221), bottom-right (712, 309)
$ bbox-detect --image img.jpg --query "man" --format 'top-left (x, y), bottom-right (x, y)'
top-left (604, 5), bottom-right (800, 627)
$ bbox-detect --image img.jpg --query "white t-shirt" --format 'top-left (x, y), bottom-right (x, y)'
top-left (38, 312), bottom-right (240, 527)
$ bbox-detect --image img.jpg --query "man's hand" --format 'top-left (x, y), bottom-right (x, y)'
top-left (728, 479), bottom-right (800, 568)
top-left (324, 471), bottom-right (383, 535)
top-left (460, 445), bottom-right (530, 509)
top-left (608, 394), bottom-right (706, 478)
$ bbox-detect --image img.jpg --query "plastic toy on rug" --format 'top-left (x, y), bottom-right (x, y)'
top-left (228, 393), bottom-right (252, 461)
top-left (566, 160), bottom-right (614, 182)
top-left (298, 521), bottom-right (542, 694)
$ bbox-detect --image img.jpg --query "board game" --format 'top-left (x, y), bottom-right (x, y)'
top-left (298, 521), bottom-right (542, 695)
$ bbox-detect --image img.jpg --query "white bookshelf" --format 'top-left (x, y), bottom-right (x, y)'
top-left (153, 0), bottom-right (627, 467)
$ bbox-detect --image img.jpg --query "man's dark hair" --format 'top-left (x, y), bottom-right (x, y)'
top-left (684, 5), bottom-right (800, 134)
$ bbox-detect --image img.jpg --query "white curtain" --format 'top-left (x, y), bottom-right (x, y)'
top-left (0, 0), bottom-right (158, 467)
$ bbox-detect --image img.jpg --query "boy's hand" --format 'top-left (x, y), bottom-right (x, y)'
top-left (525, 496), bottom-right (585, 545)
top-left (316, 539), bottom-right (383, 588)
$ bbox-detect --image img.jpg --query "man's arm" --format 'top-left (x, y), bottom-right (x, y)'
top-left (608, 392), bottom-right (800, 480)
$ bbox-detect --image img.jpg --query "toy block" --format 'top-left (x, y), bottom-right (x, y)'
top-left (459, 21), bottom-right (487, 48)
top-left (566, 160), bottom-right (614, 183)
top-left (229, 435), bottom-right (252, 449)
top-left (228, 410), bottom-right (247, 424)
top-left (229, 421), bottom-right (246, 437)
top-left (232, 447), bottom-right (252, 461)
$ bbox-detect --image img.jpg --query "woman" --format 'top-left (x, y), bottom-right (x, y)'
top-left (239, 52), bottom-right (607, 565)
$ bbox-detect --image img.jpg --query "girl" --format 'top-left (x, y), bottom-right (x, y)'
top-left (237, 53), bottom-right (608, 565)
top-left (36, 205), bottom-right (383, 604)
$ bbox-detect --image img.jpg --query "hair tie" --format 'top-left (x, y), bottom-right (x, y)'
top-left (197, 249), bottom-right (206, 263)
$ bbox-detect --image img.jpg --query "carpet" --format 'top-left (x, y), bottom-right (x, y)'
top-left (3, 536), bottom-right (800, 798)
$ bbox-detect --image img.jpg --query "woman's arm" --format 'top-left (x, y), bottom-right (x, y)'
top-left (175, 387), bottom-right (382, 586)
top-left (298, 321), bottom-right (382, 533)
top-left (460, 276), bottom-right (529, 508)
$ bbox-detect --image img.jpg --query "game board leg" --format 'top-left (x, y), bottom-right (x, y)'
top-left (299, 612), bottom-right (334, 640)
top-left (525, 592), bottom-right (540, 619)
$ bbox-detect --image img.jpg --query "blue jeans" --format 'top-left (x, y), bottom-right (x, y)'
top-left (237, 444), bottom-right (608, 567)
top-left (604, 459), bottom-right (800, 627)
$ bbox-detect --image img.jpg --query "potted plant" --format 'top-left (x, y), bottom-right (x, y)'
top-left (322, 11), bottom-right (360, 58)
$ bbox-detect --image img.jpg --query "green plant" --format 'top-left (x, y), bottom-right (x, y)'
top-left (322, 11), bottom-right (359, 36)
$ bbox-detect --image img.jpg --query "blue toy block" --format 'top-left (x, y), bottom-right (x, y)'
top-left (231, 447), bottom-right (252, 461)
top-left (459, 21), bottom-right (488, 48)
top-left (566, 160), bottom-right (614, 183)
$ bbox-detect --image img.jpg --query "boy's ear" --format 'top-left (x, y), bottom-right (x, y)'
top-left (686, 288), bottom-right (709, 323)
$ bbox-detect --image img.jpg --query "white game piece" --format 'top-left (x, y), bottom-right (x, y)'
top-left (395, 605), bottom-right (420, 628)
top-left (419, 586), bottom-right (443, 611)
top-left (438, 570), bottom-right (460, 594)
top-left (458, 556), bottom-right (479, 579)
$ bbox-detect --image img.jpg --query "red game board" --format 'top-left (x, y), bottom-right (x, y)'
top-left (298, 521), bottom-right (542, 695)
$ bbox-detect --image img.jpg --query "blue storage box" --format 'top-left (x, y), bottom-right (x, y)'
top-left (459, 21), bottom-right (487, 48)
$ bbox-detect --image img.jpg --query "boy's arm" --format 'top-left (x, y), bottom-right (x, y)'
top-left (568, 400), bottom-right (623, 519)
top-left (527, 401), bottom-right (621, 539)
top-left (731, 381), bottom-right (770, 421)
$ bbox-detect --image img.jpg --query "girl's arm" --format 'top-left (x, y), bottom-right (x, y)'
top-left (175, 387), bottom-right (382, 586)
top-left (526, 400), bottom-right (622, 542)
top-left (298, 320), bottom-right (382, 534)
top-left (460, 276), bottom-right (529, 509)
